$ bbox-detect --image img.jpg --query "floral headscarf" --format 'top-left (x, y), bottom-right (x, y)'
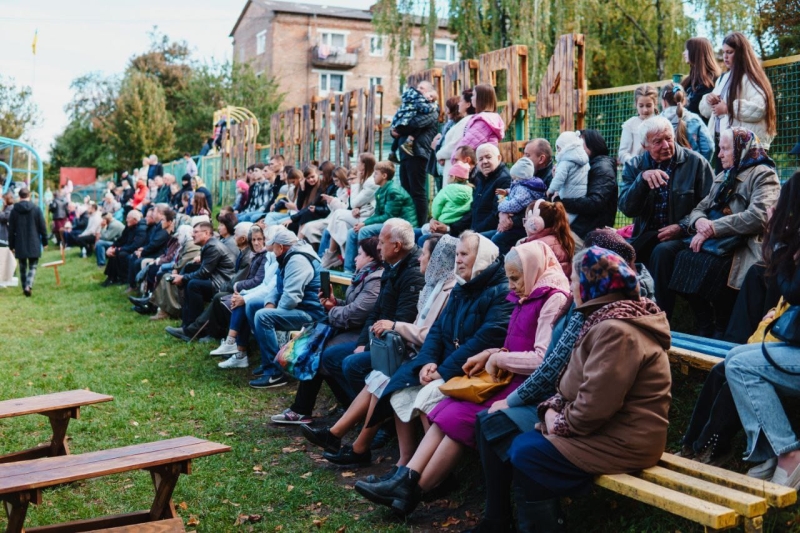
top-left (713, 128), bottom-right (775, 210)
top-left (578, 246), bottom-right (640, 302)
top-left (583, 228), bottom-right (636, 266)
top-left (418, 235), bottom-right (458, 317)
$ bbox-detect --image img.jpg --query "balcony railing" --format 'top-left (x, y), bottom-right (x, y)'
top-left (311, 45), bottom-right (358, 69)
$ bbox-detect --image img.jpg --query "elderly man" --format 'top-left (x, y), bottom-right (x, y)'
top-left (126, 205), bottom-right (170, 293)
top-left (249, 227), bottom-right (326, 389)
top-left (102, 209), bottom-right (147, 286)
top-left (523, 138), bottom-right (555, 187)
top-left (95, 213), bottom-right (125, 267)
top-left (165, 221), bottom-right (236, 332)
top-left (300, 218), bottom-right (424, 465)
top-left (618, 115), bottom-right (713, 315)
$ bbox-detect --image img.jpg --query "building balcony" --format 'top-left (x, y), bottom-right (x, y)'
top-left (311, 45), bottom-right (358, 69)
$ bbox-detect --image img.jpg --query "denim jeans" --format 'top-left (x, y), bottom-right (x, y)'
top-left (237, 211), bottom-right (265, 223)
top-left (95, 240), bottom-right (113, 266)
top-left (483, 227), bottom-right (527, 256)
top-left (343, 223), bottom-right (383, 273)
top-left (320, 342), bottom-right (372, 403)
top-left (230, 306), bottom-right (251, 348)
top-left (263, 212), bottom-right (290, 225)
top-left (726, 342), bottom-right (800, 462)
top-left (318, 229), bottom-right (331, 256)
top-left (253, 307), bottom-right (314, 378)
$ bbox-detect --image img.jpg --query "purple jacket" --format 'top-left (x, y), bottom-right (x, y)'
top-left (452, 112), bottom-right (506, 163)
top-left (504, 287), bottom-right (567, 352)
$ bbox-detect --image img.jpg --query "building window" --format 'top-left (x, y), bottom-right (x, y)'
top-left (256, 30), bottom-right (266, 55)
top-left (319, 72), bottom-right (345, 96)
top-left (369, 77), bottom-right (383, 88)
top-left (369, 35), bottom-right (384, 56)
top-left (434, 40), bottom-right (458, 62)
top-left (319, 31), bottom-right (347, 49)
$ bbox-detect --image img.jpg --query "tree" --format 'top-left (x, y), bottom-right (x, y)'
top-left (0, 76), bottom-right (40, 140)
top-left (128, 29), bottom-right (192, 114)
top-left (105, 71), bottom-right (175, 170)
top-left (756, 0), bottom-right (800, 58)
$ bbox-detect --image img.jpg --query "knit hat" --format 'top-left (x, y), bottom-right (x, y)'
top-left (583, 228), bottom-right (636, 266)
top-left (510, 157), bottom-right (536, 181)
top-left (449, 161), bottom-right (471, 181)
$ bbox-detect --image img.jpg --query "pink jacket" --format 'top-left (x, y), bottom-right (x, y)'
top-left (451, 112), bottom-right (505, 163)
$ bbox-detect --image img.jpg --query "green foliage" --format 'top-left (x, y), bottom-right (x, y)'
top-left (756, 0), bottom-right (800, 58)
top-left (105, 71), bottom-right (176, 171)
top-left (0, 76), bottom-right (40, 140)
top-left (128, 28), bottom-right (193, 116)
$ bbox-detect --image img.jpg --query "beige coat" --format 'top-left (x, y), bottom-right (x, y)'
top-left (152, 241), bottom-right (201, 317)
top-left (688, 163), bottom-right (780, 288)
top-left (547, 294), bottom-right (672, 475)
top-left (393, 278), bottom-right (456, 351)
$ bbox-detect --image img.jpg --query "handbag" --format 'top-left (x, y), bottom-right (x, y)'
top-left (761, 305), bottom-right (800, 375)
top-left (275, 321), bottom-right (334, 380)
top-left (369, 330), bottom-right (407, 377)
top-left (439, 369), bottom-right (514, 404)
top-left (684, 208), bottom-right (746, 257)
top-left (748, 298), bottom-right (789, 344)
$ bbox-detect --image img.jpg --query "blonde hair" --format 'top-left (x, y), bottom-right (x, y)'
top-left (634, 84), bottom-right (659, 109)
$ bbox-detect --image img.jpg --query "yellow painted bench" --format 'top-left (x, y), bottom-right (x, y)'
top-left (596, 453), bottom-right (797, 532)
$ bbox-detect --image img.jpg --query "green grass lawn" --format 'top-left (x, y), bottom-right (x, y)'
top-left (1, 248), bottom-right (799, 532)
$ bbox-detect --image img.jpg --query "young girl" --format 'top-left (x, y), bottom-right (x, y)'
top-left (264, 167), bottom-right (302, 225)
top-left (234, 180), bottom-right (249, 213)
top-left (547, 131), bottom-right (589, 223)
top-left (660, 83), bottom-right (714, 160)
top-left (301, 166), bottom-right (350, 244)
top-left (680, 37), bottom-right (721, 120)
top-left (618, 84), bottom-right (659, 165)
top-left (191, 191), bottom-right (211, 217)
top-left (518, 199), bottom-right (575, 277)
top-left (425, 161), bottom-right (473, 234)
top-left (452, 84), bottom-right (505, 164)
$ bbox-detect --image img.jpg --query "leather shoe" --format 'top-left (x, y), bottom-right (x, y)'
top-left (165, 326), bottom-right (190, 342)
top-left (101, 278), bottom-right (115, 287)
top-left (354, 466), bottom-right (421, 516)
top-left (300, 424), bottom-right (341, 454)
top-left (128, 295), bottom-right (152, 307)
top-left (323, 444), bottom-right (371, 466)
top-left (132, 304), bottom-right (156, 315)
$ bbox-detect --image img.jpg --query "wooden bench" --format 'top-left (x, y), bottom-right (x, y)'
top-left (0, 390), bottom-right (113, 464)
top-left (41, 244), bottom-right (67, 286)
top-left (596, 453), bottom-right (797, 532)
top-left (0, 436), bottom-right (230, 533)
top-left (327, 271), bottom-right (352, 287)
top-left (668, 332), bottom-right (738, 374)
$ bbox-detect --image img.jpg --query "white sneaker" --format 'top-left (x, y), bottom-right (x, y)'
top-left (218, 354), bottom-right (249, 369)
top-left (748, 458), bottom-right (777, 480)
top-left (210, 339), bottom-right (239, 356)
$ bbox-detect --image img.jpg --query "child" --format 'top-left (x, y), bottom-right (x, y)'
top-left (548, 131), bottom-right (589, 223)
top-left (660, 83), bottom-right (713, 160)
top-left (389, 82), bottom-right (439, 162)
top-left (618, 84), bottom-right (659, 165)
top-left (518, 199), bottom-right (575, 277)
top-left (493, 157), bottom-right (546, 253)
top-left (424, 161), bottom-right (473, 235)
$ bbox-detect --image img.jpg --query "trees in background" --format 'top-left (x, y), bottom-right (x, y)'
top-left (0, 77), bottom-right (40, 141)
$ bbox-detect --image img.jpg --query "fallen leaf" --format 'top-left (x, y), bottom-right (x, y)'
top-left (336, 527), bottom-right (347, 533)
top-left (178, 501), bottom-right (188, 510)
top-left (252, 465), bottom-right (263, 472)
top-left (441, 516), bottom-right (461, 527)
top-left (274, 526), bottom-right (283, 532)
top-left (340, 471), bottom-right (356, 478)
top-left (300, 472), bottom-right (312, 479)
top-left (187, 515), bottom-right (200, 526)
top-left (130, 421), bottom-right (139, 427)
top-left (189, 389), bottom-right (195, 397)
top-left (287, 484), bottom-right (294, 492)
top-left (224, 432), bottom-right (235, 436)
top-left (312, 517), bottom-right (327, 528)
top-left (141, 379), bottom-right (149, 383)
top-left (158, 352), bottom-right (167, 356)
top-left (281, 446), bottom-right (302, 453)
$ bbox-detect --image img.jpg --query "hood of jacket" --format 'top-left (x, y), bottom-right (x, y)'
top-left (470, 112), bottom-right (505, 139)
top-left (559, 144), bottom-right (590, 166)
top-left (576, 293), bottom-right (671, 350)
top-left (13, 201), bottom-right (35, 214)
top-left (514, 177), bottom-right (547, 194)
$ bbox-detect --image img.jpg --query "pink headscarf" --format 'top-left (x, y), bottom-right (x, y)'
top-left (236, 180), bottom-right (249, 192)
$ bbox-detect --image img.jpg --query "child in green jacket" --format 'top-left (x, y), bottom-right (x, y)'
top-left (423, 161), bottom-right (473, 235)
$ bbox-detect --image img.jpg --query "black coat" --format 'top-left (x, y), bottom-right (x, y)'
top-left (118, 219), bottom-right (148, 254)
top-left (471, 163), bottom-right (512, 233)
top-left (8, 201), bottom-right (47, 259)
top-left (536, 161), bottom-right (554, 189)
top-left (560, 154), bottom-right (619, 239)
top-left (141, 223), bottom-right (170, 258)
top-left (395, 109), bottom-right (439, 160)
top-left (370, 258), bottom-right (513, 425)
top-left (291, 183), bottom-right (338, 226)
top-left (357, 247), bottom-right (425, 346)
top-left (182, 237), bottom-right (236, 292)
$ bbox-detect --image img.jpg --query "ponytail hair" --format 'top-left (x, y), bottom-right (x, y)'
top-left (661, 83), bottom-right (691, 150)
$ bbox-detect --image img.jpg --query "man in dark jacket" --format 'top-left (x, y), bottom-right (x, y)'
top-left (8, 188), bottom-right (47, 296)
top-left (524, 138), bottom-right (555, 187)
top-left (49, 189), bottom-right (69, 245)
top-left (618, 116), bottom-right (713, 315)
top-left (166, 221), bottom-right (236, 330)
top-left (126, 205), bottom-right (170, 292)
top-left (300, 218), bottom-right (424, 465)
top-left (102, 210), bottom-right (148, 286)
top-left (394, 81), bottom-right (440, 228)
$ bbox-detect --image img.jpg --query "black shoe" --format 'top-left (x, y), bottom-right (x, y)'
top-left (165, 326), bottom-right (190, 342)
top-left (364, 465), bottom-right (398, 484)
top-left (23, 287), bottom-right (32, 297)
top-left (248, 374), bottom-right (289, 389)
top-left (323, 444), bottom-right (371, 466)
top-left (354, 466), bottom-right (421, 516)
top-left (101, 278), bottom-right (115, 287)
top-left (370, 427), bottom-right (393, 450)
top-left (300, 424), bottom-right (341, 454)
top-left (128, 295), bottom-right (152, 307)
top-left (388, 152), bottom-right (400, 164)
top-left (514, 497), bottom-right (564, 533)
top-left (132, 304), bottom-right (156, 315)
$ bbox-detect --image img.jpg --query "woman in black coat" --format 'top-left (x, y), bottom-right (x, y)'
top-left (8, 189), bottom-right (47, 296)
top-left (559, 130), bottom-right (619, 239)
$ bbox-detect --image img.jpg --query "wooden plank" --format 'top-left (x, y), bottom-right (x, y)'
top-left (25, 511), bottom-right (155, 533)
top-left (329, 273), bottom-right (352, 286)
top-left (672, 332), bottom-right (738, 351)
top-left (0, 391), bottom-right (112, 420)
top-left (668, 347), bottom-right (722, 372)
top-left (88, 518), bottom-right (185, 533)
top-left (640, 466), bottom-right (767, 517)
top-left (596, 473), bottom-right (739, 529)
top-left (659, 453), bottom-right (798, 508)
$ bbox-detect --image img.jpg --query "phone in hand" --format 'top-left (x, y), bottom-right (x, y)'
top-left (320, 271), bottom-right (331, 299)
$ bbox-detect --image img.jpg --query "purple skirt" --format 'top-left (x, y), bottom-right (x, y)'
top-left (428, 374), bottom-right (526, 448)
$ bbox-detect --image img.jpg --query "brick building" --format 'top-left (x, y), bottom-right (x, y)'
top-left (229, 0), bottom-right (457, 116)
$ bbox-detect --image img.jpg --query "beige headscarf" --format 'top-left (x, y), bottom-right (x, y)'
top-left (455, 233), bottom-right (499, 285)
top-left (512, 240), bottom-right (570, 300)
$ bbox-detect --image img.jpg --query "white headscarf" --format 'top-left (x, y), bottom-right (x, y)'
top-left (455, 233), bottom-right (499, 286)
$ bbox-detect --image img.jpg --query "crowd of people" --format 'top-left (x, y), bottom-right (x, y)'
top-left (3, 30), bottom-right (799, 532)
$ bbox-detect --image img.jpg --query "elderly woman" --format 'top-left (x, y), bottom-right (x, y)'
top-left (355, 241), bottom-right (570, 517)
top-left (668, 127), bottom-right (780, 337)
top-left (501, 247), bottom-right (670, 531)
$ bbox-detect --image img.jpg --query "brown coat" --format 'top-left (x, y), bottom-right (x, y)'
top-left (547, 294), bottom-right (672, 474)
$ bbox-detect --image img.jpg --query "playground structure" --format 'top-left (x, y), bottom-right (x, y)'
top-left (213, 105), bottom-right (260, 183)
top-left (0, 136), bottom-right (44, 210)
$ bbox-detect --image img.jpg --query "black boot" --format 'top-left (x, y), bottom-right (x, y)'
top-left (514, 497), bottom-right (564, 533)
top-left (354, 466), bottom-right (421, 516)
top-left (364, 465), bottom-right (398, 484)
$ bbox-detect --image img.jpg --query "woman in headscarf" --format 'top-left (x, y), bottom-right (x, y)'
top-left (668, 127), bottom-right (780, 337)
top-left (467, 247), bottom-right (670, 532)
top-left (301, 235), bottom-right (459, 460)
top-left (355, 240), bottom-right (570, 516)
top-left (234, 180), bottom-right (250, 213)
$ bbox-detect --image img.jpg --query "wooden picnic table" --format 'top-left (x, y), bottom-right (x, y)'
top-left (0, 390), bottom-right (113, 464)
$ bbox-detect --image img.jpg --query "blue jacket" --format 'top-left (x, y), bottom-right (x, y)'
top-left (267, 242), bottom-right (326, 320)
top-left (662, 107), bottom-right (714, 160)
top-left (370, 258), bottom-right (513, 425)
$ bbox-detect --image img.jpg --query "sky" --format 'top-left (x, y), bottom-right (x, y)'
top-left (0, 0), bottom-right (374, 159)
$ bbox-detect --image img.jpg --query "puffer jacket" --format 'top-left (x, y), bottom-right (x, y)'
top-left (394, 108), bottom-right (439, 160)
top-left (452, 112), bottom-right (506, 163)
top-left (549, 145), bottom-right (589, 199)
top-left (699, 72), bottom-right (774, 150)
top-left (471, 164), bottom-right (512, 233)
top-left (364, 179), bottom-right (418, 227)
top-left (560, 154), bottom-right (619, 239)
top-left (328, 268), bottom-right (384, 331)
top-left (618, 145), bottom-right (714, 242)
top-left (431, 183), bottom-right (473, 225)
top-left (687, 163), bottom-right (780, 288)
top-left (371, 258), bottom-right (513, 425)
top-left (234, 250), bottom-right (268, 294)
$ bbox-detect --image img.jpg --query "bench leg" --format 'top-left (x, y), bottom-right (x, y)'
top-left (148, 462), bottom-right (189, 521)
top-left (743, 516), bottom-right (763, 533)
top-left (53, 266), bottom-right (60, 286)
top-left (2, 490), bottom-right (40, 533)
top-left (47, 408), bottom-right (77, 457)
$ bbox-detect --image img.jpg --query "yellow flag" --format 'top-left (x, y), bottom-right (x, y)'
top-left (32, 29), bottom-right (38, 55)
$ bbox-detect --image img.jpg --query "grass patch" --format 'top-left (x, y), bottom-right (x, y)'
top-left (1, 248), bottom-right (798, 532)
